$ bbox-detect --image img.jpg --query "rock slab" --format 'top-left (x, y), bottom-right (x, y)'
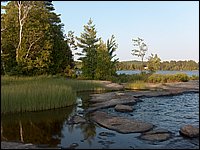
top-left (91, 111), bottom-right (153, 133)
top-left (114, 104), bottom-right (133, 112)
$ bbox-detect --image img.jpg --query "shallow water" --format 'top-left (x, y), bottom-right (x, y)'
top-left (1, 92), bottom-right (199, 149)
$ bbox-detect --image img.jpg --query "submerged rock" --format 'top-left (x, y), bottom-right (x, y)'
top-left (179, 125), bottom-right (199, 138)
top-left (140, 128), bottom-right (172, 141)
top-left (67, 115), bottom-right (86, 124)
top-left (114, 104), bottom-right (133, 112)
top-left (91, 111), bottom-right (153, 133)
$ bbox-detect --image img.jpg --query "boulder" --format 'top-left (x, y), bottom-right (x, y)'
top-left (91, 111), bottom-right (153, 133)
top-left (179, 125), bottom-right (199, 138)
top-left (114, 104), bottom-right (133, 112)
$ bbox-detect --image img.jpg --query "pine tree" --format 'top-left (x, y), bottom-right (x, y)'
top-left (76, 18), bottom-right (99, 79)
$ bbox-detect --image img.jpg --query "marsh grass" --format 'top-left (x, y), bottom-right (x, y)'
top-left (125, 80), bottom-right (147, 90)
top-left (1, 76), bottom-right (104, 114)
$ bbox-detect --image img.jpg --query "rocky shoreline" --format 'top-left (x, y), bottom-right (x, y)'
top-left (1, 80), bottom-right (199, 149)
top-left (86, 80), bottom-right (199, 144)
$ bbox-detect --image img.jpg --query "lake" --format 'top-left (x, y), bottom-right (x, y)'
top-left (1, 91), bottom-right (199, 149)
top-left (117, 70), bottom-right (199, 76)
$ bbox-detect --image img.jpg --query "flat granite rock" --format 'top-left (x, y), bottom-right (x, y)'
top-left (114, 104), bottom-right (133, 112)
top-left (91, 111), bottom-right (153, 134)
top-left (140, 128), bottom-right (172, 141)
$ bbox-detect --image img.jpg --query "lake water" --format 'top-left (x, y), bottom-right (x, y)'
top-left (1, 91), bottom-right (199, 149)
top-left (117, 70), bottom-right (199, 76)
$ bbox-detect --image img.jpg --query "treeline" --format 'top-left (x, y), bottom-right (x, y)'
top-left (116, 60), bottom-right (199, 71)
top-left (1, 1), bottom-right (118, 80)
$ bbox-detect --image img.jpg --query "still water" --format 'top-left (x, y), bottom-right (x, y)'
top-left (1, 92), bottom-right (199, 149)
top-left (117, 70), bottom-right (199, 76)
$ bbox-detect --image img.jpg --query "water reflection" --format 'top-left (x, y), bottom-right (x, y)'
top-left (1, 92), bottom-right (199, 149)
top-left (1, 91), bottom-right (101, 148)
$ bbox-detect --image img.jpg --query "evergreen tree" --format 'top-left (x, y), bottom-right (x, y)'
top-left (76, 18), bottom-right (99, 79)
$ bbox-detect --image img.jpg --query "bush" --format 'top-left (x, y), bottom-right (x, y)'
top-left (189, 75), bottom-right (199, 80)
top-left (147, 73), bottom-right (189, 83)
top-left (110, 73), bottom-right (150, 83)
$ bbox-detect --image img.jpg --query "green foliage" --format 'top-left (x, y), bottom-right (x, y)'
top-left (1, 1), bottom-right (73, 76)
top-left (110, 73), bottom-right (150, 83)
top-left (147, 73), bottom-right (189, 83)
top-left (1, 76), bottom-right (104, 114)
top-left (147, 53), bottom-right (161, 73)
top-left (76, 19), bottom-right (118, 80)
top-left (94, 36), bottom-right (118, 80)
top-left (76, 18), bottom-right (99, 79)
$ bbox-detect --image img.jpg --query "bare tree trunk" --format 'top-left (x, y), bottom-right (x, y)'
top-left (141, 57), bottom-right (144, 73)
top-left (25, 36), bottom-right (42, 59)
top-left (1, 28), bottom-right (7, 74)
top-left (16, 1), bottom-right (22, 63)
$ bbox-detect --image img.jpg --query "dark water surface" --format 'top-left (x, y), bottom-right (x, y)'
top-left (1, 92), bottom-right (199, 149)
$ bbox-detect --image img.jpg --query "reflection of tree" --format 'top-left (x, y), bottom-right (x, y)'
top-left (19, 120), bottom-right (24, 142)
top-left (78, 122), bottom-right (96, 145)
top-left (1, 123), bottom-right (7, 141)
top-left (1, 106), bottom-right (74, 147)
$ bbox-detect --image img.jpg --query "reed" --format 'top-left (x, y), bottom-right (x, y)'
top-left (1, 76), bottom-right (103, 114)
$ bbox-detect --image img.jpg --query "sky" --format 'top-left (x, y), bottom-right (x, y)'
top-left (51, 1), bottom-right (199, 62)
top-left (1, 1), bottom-right (199, 62)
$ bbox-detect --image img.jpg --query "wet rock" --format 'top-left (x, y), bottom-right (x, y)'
top-left (179, 125), bottom-right (199, 138)
top-left (99, 132), bottom-right (116, 137)
top-left (91, 111), bottom-right (153, 133)
top-left (69, 143), bottom-right (79, 149)
top-left (67, 115), bottom-right (86, 124)
top-left (114, 104), bottom-right (133, 112)
top-left (1, 141), bottom-right (40, 149)
top-left (140, 128), bottom-right (172, 141)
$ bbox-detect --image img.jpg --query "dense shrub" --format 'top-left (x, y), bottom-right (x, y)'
top-left (147, 73), bottom-right (189, 83)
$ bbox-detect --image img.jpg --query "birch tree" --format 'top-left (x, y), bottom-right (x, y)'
top-left (132, 37), bottom-right (148, 72)
top-left (15, 1), bottom-right (33, 63)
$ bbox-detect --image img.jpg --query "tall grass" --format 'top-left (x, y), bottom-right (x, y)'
top-left (1, 76), bottom-right (103, 114)
top-left (125, 80), bottom-right (147, 90)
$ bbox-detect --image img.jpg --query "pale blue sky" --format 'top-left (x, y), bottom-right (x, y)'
top-left (52, 1), bottom-right (199, 62)
top-left (1, 1), bottom-right (199, 62)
